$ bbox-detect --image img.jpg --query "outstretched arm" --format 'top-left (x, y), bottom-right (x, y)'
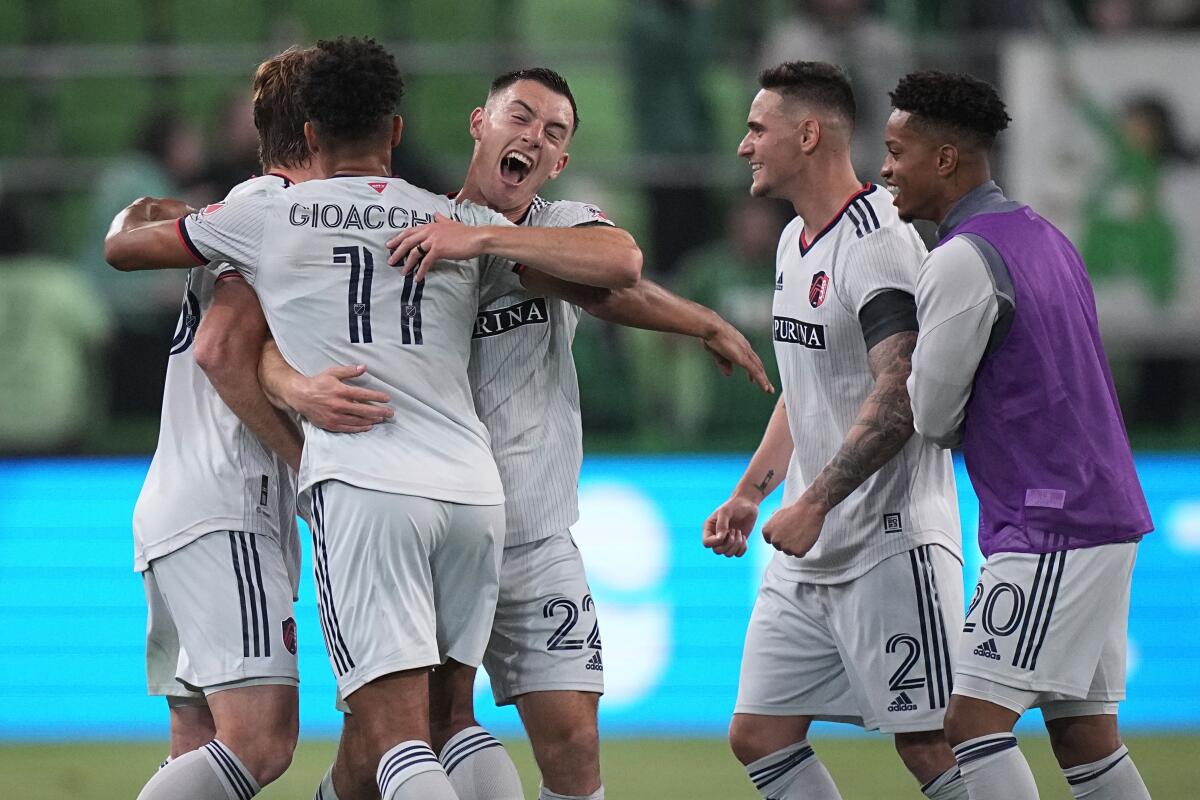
top-left (194, 276), bottom-right (304, 471)
top-left (702, 396), bottom-right (793, 558)
top-left (521, 270), bottom-right (774, 393)
top-left (386, 214), bottom-right (641, 288)
top-left (761, 330), bottom-right (917, 557)
top-left (104, 197), bottom-right (201, 271)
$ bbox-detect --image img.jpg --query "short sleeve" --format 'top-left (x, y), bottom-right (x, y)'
top-left (180, 193), bottom-right (271, 282)
top-left (539, 201), bottom-right (615, 229)
top-left (835, 225), bottom-right (925, 316)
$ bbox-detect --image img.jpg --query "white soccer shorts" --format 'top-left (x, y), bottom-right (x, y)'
top-left (144, 529), bottom-right (299, 700)
top-left (483, 529), bottom-right (604, 705)
top-left (308, 480), bottom-right (504, 701)
top-left (952, 541), bottom-right (1137, 717)
top-left (736, 544), bottom-right (964, 733)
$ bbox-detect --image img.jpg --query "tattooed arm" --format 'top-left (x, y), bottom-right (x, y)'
top-left (702, 397), bottom-right (793, 557)
top-left (761, 331), bottom-right (917, 556)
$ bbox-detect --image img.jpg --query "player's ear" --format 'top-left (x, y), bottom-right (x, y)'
top-left (469, 107), bottom-right (485, 142)
top-left (548, 151), bottom-right (570, 180)
top-left (799, 118), bottom-right (821, 154)
top-left (303, 121), bottom-right (320, 155)
top-left (391, 115), bottom-right (403, 148)
top-left (936, 143), bottom-right (958, 177)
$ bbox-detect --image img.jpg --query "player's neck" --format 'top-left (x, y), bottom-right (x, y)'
top-left (933, 169), bottom-right (992, 226)
top-left (262, 162), bottom-right (322, 184)
top-left (789, 160), bottom-right (865, 239)
top-left (456, 179), bottom-right (529, 224)
top-left (320, 150), bottom-right (391, 180)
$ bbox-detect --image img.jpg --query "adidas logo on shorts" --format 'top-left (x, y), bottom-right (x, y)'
top-left (585, 651), bottom-right (603, 671)
top-left (973, 638), bottom-right (1002, 661)
top-left (887, 692), bottom-right (918, 712)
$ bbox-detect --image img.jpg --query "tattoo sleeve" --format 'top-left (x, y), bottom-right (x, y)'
top-left (804, 331), bottom-right (917, 512)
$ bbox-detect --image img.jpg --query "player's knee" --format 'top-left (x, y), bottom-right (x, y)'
top-left (252, 731), bottom-right (297, 786)
top-left (941, 702), bottom-right (973, 748)
top-left (218, 716), bottom-right (298, 786)
top-left (728, 716), bottom-right (769, 766)
top-left (1045, 715), bottom-right (1121, 768)
top-left (894, 730), bottom-right (952, 778)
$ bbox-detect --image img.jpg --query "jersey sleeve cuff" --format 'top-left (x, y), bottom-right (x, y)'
top-left (176, 218), bottom-right (209, 266)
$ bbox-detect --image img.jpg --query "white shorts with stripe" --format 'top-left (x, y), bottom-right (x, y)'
top-left (483, 529), bottom-right (604, 705)
top-left (953, 541), bottom-right (1137, 715)
top-left (736, 544), bottom-right (963, 733)
top-left (309, 480), bottom-right (505, 701)
top-left (144, 529), bottom-right (298, 699)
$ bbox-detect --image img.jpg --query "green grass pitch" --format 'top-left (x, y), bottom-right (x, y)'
top-left (3, 735), bottom-right (1197, 798)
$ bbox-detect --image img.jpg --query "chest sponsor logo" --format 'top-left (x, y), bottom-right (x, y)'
top-left (473, 297), bottom-right (549, 339)
top-left (809, 270), bottom-right (829, 308)
top-left (773, 315), bottom-right (826, 350)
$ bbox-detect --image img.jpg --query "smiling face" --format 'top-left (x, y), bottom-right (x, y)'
top-left (881, 109), bottom-right (946, 223)
top-left (737, 89), bottom-right (807, 201)
top-left (466, 79), bottom-right (574, 217)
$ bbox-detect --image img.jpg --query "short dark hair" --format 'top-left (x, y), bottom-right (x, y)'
top-left (253, 46), bottom-right (312, 169)
top-left (889, 71), bottom-right (1011, 150)
top-left (299, 37), bottom-right (403, 146)
top-left (759, 61), bottom-right (856, 125)
top-left (488, 67), bottom-right (580, 133)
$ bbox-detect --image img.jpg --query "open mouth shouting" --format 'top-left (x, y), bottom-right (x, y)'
top-left (499, 150), bottom-right (534, 186)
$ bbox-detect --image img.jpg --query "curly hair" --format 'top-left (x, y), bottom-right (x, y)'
top-left (488, 67), bottom-right (579, 133)
top-left (759, 61), bottom-right (856, 125)
top-left (298, 37), bottom-right (403, 146)
top-left (889, 71), bottom-right (1011, 149)
top-left (253, 46), bottom-right (313, 169)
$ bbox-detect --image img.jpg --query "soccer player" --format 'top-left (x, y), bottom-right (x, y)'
top-left (122, 47), bottom-right (318, 800)
top-left (702, 62), bottom-right (968, 800)
top-left (884, 70), bottom-right (1153, 800)
top-left (263, 68), bottom-right (772, 800)
top-left (105, 37), bottom-right (642, 800)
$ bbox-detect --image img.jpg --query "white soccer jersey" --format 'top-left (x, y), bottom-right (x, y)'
top-left (180, 176), bottom-right (507, 505)
top-left (771, 184), bottom-right (960, 583)
top-left (468, 197), bottom-right (613, 546)
top-left (133, 175), bottom-right (298, 575)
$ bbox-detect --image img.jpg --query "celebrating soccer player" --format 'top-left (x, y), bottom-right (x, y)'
top-left (262, 67), bottom-right (773, 800)
top-left (703, 62), bottom-right (968, 800)
top-left (884, 70), bottom-right (1153, 800)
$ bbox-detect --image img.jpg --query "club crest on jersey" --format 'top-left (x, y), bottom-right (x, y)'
top-left (808, 271), bottom-right (829, 308)
top-left (282, 617), bottom-right (297, 655)
top-left (773, 316), bottom-right (827, 350)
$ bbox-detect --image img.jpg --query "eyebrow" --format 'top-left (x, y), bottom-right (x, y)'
top-left (510, 98), bottom-right (570, 134)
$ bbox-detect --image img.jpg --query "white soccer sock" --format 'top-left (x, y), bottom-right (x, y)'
top-left (138, 739), bottom-right (260, 800)
top-left (438, 726), bottom-right (523, 800)
top-left (921, 764), bottom-right (968, 799)
top-left (538, 784), bottom-right (604, 800)
top-left (744, 740), bottom-right (842, 799)
top-left (953, 733), bottom-right (1038, 800)
top-left (377, 740), bottom-right (456, 800)
top-left (315, 763), bottom-right (341, 800)
top-left (1062, 745), bottom-right (1150, 799)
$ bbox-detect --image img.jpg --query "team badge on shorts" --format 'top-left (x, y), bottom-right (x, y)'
top-left (282, 617), bottom-right (297, 655)
top-left (809, 271), bottom-right (829, 308)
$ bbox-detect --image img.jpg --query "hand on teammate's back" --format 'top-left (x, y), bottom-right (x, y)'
top-left (387, 212), bottom-right (488, 282)
top-left (289, 364), bottom-right (394, 434)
